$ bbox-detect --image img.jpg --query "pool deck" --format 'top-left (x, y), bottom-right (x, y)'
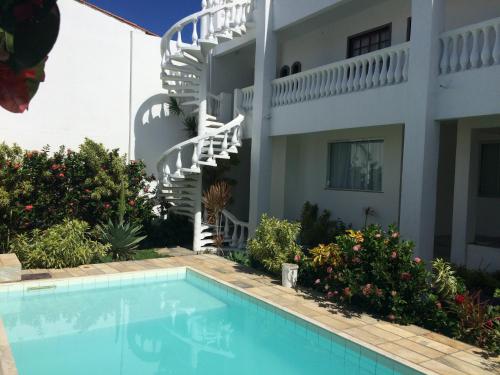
top-left (2, 254), bottom-right (499, 375)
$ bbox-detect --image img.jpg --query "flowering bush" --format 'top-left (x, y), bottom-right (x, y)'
top-left (312, 225), bottom-right (448, 328)
top-left (0, 140), bottom-right (156, 252)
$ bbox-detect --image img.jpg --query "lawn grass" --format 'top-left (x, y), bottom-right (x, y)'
top-left (100, 249), bottom-right (169, 263)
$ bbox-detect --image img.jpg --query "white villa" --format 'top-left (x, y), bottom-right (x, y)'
top-left (2, 0), bottom-right (500, 271)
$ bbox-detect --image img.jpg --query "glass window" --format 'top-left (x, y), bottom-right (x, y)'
top-left (327, 140), bottom-right (384, 192)
top-left (291, 62), bottom-right (302, 74)
top-left (347, 24), bottom-right (392, 58)
top-left (479, 143), bottom-right (500, 197)
top-left (279, 65), bottom-right (290, 78)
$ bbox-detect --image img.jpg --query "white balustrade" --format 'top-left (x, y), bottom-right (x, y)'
top-left (271, 43), bottom-right (410, 108)
top-left (241, 86), bottom-right (254, 111)
top-left (220, 210), bottom-right (249, 249)
top-left (208, 93), bottom-right (221, 117)
top-left (440, 16), bottom-right (500, 74)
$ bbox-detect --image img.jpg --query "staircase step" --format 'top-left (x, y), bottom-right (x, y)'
top-left (216, 32), bottom-right (233, 42)
top-left (168, 92), bottom-right (199, 99)
top-left (162, 63), bottom-right (201, 75)
top-left (169, 54), bottom-right (203, 69)
top-left (162, 74), bottom-right (199, 83)
top-left (198, 38), bottom-right (219, 55)
top-left (181, 46), bottom-right (205, 62)
top-left (206, 121), bottom-right (225, 128)
top-left (198, 160), bottom-right (217, 167)
top-left (180, 100), bottom-right (200, 107)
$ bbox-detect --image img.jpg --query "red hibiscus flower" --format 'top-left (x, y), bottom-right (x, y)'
top-left (455, 294), bottom-right (466, 304)
top-left (103, 203), bottom-right (111, 209)
top-left (24, 205), bottom-right (34, 212)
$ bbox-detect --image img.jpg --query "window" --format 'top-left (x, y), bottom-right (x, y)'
top-left (406, 17), bottom-right (412, 42)
top-left (327, 140), bottom-right (383, 192)
top-left (291, 61), bottom-right (302, 74)
top-left (279, 65), bottom-right (290, 78)
top-left (479, 143), bottom-right (500, 197)
top-left (347, 24), bottom-right (391, 58)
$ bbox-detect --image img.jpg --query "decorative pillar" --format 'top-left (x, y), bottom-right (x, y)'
top-left (248, 0), bottom-right (277, 234)
top-left (399, 0), bottom-right (445, 261)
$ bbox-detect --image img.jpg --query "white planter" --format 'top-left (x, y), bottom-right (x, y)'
top-left (281, 263), bottom-right (298, 288)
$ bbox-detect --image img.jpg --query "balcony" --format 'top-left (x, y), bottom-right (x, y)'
top-left (269, 43), bottom-right (411, 136)
top-left (437, 16), bottom-right (500, 119)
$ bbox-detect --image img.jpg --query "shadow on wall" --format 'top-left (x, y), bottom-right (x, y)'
top-left (134, 94), bottom-right (186, 176)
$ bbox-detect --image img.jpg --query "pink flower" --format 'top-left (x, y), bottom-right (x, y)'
top-left (128, 200), bottom-right (136, 207)
top-left (327, 266), bottom-right (333, 274)
top-left (485, 320), bottom-right (493, 329)
top-left (103, 203), bottom-right (111, 209)
top-left (58, 173), bottom-right (65, 178)
top-left (294, 254), bottom-right (301, 263)
top-left (51, 164), bottom-right (59, 171)
top-left (391, 251), bottom-right (398, 259)
top-left (352, 244), bottom-right (361, 252)
top-left (343, 287), bottom-right (352, 297)
top-left (455, 294), bottom-right (465, 304)
top-left (315, 278), bottom-right (321, 285)
top-left (326, 291), bottom-right (334, 299)
top-left (143, 187), bottom-right (149, 193)
top-left (24, 205), bottom-right (33, 212)
top-left (436, 302), bottom-right (442, 310)
top-left (391, 232), bottom-right (400, 239)
top-left (362, 284), bottom-right (372, 296)
top-left (375, 233), bottom-right (382, 239)
top-left (414, 257), bottom-right (422, 264)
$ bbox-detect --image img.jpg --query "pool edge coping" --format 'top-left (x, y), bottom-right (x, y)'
top-left (0, 265), bottom-right (440, 375)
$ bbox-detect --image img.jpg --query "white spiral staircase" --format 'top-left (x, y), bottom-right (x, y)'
top-left (157, 0), bottom-right (254, 251)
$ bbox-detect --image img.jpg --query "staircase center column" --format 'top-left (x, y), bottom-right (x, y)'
top-left (193, 64), bottom-right (210, 251)
top-left (248, 0), bottom-right (277, 233)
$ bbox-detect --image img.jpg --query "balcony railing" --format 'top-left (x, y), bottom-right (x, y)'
top-left (440, 16), bottom-right (500, 74)
top-left (271, 42), bottom-right (410, 108)
top-left (234, 85), bottom-right (254, 112)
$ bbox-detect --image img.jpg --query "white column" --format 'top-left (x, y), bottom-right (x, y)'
top-left (193, 65), bottom-right (210, 252)
top-left (248, 0), bottom-right (277, 234)
top-left (399, 0), bottom-right (445, 261)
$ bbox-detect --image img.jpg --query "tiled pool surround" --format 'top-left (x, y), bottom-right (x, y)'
top-left (0, 255), bottom-right (497, 375)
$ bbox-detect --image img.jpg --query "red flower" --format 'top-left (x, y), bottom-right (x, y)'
top-left (84, 189), bottom-right (91, 193)
top-left (24, 205), bottom-right (34, 212)
top-left (436, 302), bottom-right (442, 310)
top-left (327, 266), bottom-right (333, 273)
top-left (400, 272), bottom-right (412, 281)
top-left (58, 173), bottom-right (65, 178)
top-left (51, 164), bottom-right (59, 171)
top-left (13, 163), bottom-right (21, 170)
top-left (391, 251), bottom-right (398, 259)
top-left (485, 320), bottom-right (494, 329)
top-left (103, 203), bottom-right (111, 209)
top-left (343, 287), bottom-right (352, 297)
top-left (294, 254), bottom-right (301, 263)
top-left (455, 294), bottom-right (466, 304)
top-left (128, 200), bottom-right (136, 207)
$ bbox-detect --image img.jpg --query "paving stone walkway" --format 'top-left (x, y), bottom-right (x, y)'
top-left (6, 254), bottom-right (500, 375)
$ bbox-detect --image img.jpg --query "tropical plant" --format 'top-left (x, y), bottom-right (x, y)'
top-left (299, 201), bottom-right (347, 248)
top-left (96, 220), bottom-right (146, 260)
top-left (203, 181), bottom-right (232, 254)
top-left (432, 258), bottom-right (464, 300)
top-left (168, 97), bottom-right (198, 137)
top-left (10, 219), bottom-right (108, 269)
top-left (247, 214), bottom-right (303, 274)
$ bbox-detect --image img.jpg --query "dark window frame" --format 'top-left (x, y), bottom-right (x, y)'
top-left (346, 23), bottom-right (392, 59)
top-left (406, 17), bottom-right (412, 42)
top-left (478, 142), bottom-right (500, 198)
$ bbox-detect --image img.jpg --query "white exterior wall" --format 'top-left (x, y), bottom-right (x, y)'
top-left (0, 0), bottom-right (186, 175)
top-left (277, 0), bottom-right (411, 73)
top-left (271, 125), bottom-right (403, 229)
top-left (444, 0), bottom-right (500, 31)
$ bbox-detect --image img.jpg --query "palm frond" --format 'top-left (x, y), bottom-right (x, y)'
top-left (168, 97), bottom-right (184, 117)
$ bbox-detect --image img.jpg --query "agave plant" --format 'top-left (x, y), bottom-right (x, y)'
top-left (96, 220), bottom-right (146, 261)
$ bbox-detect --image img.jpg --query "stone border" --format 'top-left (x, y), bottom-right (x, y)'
top-left (0, 319), bottom-right (18, 375)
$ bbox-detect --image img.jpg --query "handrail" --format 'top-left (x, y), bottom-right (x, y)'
top-left (161, 0), bottom-right (253, 57)
top-left (222, 209), bottom-right (248, 227)
top-left (440, 16), bottom-right (500, 38)
top-left (271, 42), bottom-right (410, 86)
top-left (156, 114), bottom-right (244, 171)
top-left (271, 42), bottom-right (410, 107)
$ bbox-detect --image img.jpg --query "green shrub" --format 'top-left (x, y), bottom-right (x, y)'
top-left (0, 140), bottom-right (156, 252)
top-left (432, 258), bottom-right (465, 300)
top-left (299, 201), bottom-right (347, 248)
top-left (456, 266), bottom-right (500, 300)
top-left (142, 214), bottom-right (193, 248)
top-left (312, 225), bottom-right (447, 328)
top-left (11, 219), bottom-right (109, 269)
top-left (247, 214), bottom-right (302, 275)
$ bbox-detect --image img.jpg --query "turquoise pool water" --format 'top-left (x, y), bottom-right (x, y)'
top-left (0, 269), bottom-right (422, 375)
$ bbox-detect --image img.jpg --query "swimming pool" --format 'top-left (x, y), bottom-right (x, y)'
top-left (0, 268), bottom-right (423, 375)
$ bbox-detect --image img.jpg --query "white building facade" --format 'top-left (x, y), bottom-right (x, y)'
top-left (159, 0), bottom-right (500, 271)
